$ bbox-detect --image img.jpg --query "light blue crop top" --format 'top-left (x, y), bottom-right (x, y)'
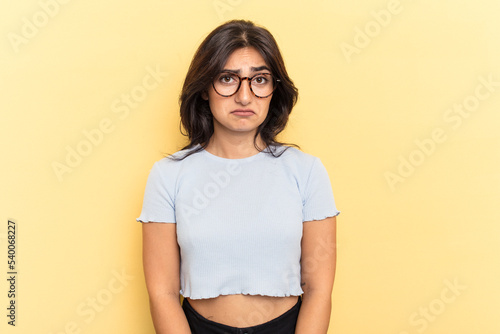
top-left (137, 144), bottom-right (340, 299)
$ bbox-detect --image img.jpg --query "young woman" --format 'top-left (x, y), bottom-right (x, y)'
top-left (137, 20), bottom-right (340, 334)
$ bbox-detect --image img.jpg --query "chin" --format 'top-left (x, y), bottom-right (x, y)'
top-left (231, 127), bottom-right (258, 133)
top-left (227, 121), bottom-right (261, 132)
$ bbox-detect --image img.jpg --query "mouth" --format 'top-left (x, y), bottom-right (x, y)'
top-left (231, 109), bottom-right (255, 116)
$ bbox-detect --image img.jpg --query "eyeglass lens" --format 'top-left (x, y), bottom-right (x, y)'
top-left (213, 73), bottom-right (275, 97)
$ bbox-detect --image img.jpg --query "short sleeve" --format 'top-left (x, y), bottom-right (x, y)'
top-left (136, 161), bottom-right (176, 223)
top-left (302, 157), bottom-right (340, 222)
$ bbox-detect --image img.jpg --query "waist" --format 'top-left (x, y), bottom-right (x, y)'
top-left (185, 294), bottom-right (300, 327)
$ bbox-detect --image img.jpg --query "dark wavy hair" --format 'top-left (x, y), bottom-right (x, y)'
top-left (171, 19), bottom-right (299, 160)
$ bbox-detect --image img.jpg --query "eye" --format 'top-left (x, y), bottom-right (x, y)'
top-left (252, 74), bottom-right (270, 85)
top-left (218, 73), bottom-right (238, 84)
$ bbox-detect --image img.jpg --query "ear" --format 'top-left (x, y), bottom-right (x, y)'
top-left (201, 90), bottom-right (209, 101)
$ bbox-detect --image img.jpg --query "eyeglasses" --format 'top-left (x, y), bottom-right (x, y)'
top-left (212, 72), bottom-right (280, 98)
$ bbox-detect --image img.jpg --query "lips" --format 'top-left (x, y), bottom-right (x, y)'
top-left (231, 109), bottom-right (255, 116)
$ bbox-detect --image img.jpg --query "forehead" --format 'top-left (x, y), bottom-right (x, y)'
top-left (223, 47), bottom-right (268, 71)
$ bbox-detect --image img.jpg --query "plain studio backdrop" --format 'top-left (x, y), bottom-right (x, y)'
top-left (1, 0), bottom-right (499, 333)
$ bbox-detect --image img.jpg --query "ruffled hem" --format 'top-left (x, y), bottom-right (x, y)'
top-left (181, 289), bottom-right (304, 300)
top-left (136, 216), bottom-right (176, 223)
top-left (303, 210), bottom-right (340, 222)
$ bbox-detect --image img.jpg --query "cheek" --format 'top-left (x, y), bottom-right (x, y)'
top-left (209, 102), bottom-right (226, 119)
top-left (259, 99), bottom-right (272, 115)
top-left (207, 91), bottom-right (224, 115)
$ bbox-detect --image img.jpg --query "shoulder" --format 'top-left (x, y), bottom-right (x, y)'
top-left (265, 145), bottom-right (327, 186)
top-left (151, 145), bottom-right (204, 177)
top-left (269, 145), bottom-right (319, 169)
top-left (157, 145), bottom-right (202, 165)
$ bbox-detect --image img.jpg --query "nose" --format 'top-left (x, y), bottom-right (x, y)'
top-left (235, 78), bottom-right (252, 105)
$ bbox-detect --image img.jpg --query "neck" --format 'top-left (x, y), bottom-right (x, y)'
top-left (204, 131), bottom-right (267, 159)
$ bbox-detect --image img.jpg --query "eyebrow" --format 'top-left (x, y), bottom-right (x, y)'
top-left (222, 66), bottom-right (271, 74)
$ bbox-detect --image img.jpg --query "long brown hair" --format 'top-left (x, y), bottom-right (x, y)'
top-left (172, 19), bottom-right (299, 160)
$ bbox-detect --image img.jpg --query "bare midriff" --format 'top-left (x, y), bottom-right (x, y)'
top-left (186, 294), bottom-right (299, 327)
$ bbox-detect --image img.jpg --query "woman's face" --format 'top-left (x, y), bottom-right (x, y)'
top-left (205, 47), bottom-right (273, 140)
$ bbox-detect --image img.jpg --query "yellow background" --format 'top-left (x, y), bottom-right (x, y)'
top-left (1, 0), bottom-right (499, 333)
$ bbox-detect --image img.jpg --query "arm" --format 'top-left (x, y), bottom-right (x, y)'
top-left (142, 223), bottom-right (191, 334)
top-left (295, 216), bottom-right (337, 334)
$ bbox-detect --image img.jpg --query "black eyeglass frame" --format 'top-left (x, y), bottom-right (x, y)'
top-left (212, 72), bottom-right (281, 99)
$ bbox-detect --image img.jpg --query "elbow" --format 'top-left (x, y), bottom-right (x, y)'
top-left (147, 288), bottom-right (181, 303)
top-left (301, 289), bottom-right (333, 311)
top-left (301, 283), bottom-right (334, 304)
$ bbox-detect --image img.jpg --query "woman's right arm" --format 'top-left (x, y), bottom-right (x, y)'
top-left (142, 222), bottom-right (191, 333)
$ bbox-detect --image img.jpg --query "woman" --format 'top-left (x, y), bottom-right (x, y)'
top-left (137, 20), bottom-right (340, 333)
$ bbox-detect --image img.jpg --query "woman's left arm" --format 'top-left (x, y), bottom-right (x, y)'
top-left (295, 216), bottom-right (337, 334)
